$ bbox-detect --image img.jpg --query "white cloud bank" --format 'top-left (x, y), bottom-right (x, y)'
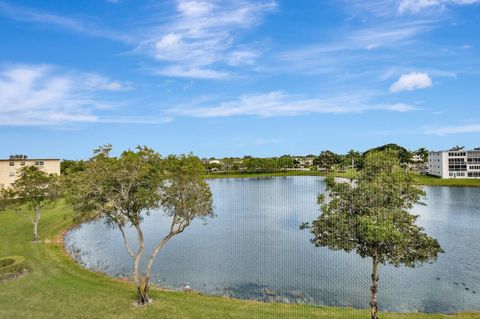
top-left (139, 0), bottom-right (276, 79)
top-left (0, 64), bottom-right (159, 126)
top-left (170, 91), bottom-right (416, 118)
top-left (389, 72), bottom-right (432, 92)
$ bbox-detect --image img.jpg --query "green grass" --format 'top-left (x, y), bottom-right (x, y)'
top-left (205, 170), bottom-right (480, 187)
top-left (1, 203), bottom-right (479, 319)
top-left (414, 174), bottom-right (480, 187)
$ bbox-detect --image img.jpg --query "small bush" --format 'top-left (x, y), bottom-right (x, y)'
top-left (0, 256), bottom-right (26, 280)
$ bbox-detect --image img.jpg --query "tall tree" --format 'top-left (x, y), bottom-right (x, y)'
top-left (307, 150), bottom-right (443, 319)
top-left (65, 146), bottom-right (214, 305)
top-left (313, 150), bottom-right (341, 171)
top-left (415, 148), bottom-right (429, 163)
top-left (344, 149), bottom-right (362, 169)
top-left (0, 166), bottom-right (60, 242)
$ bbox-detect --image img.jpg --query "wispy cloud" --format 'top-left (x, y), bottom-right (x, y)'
top-left (398, 0), bottom-right (480, 14)
top-left (136, 0), bottom-right (277, 79)
top-left (345, 0), bottom-right (480, 16)
top-left (390, 72), bottom-right (433, 92)
top-left (424, 123), bottom-right (480, 135)
top-left (0, 1), bottom-right (131, 42)
top-left (0, 64), bottom-right (167, 126)
top-left (169, 91), bottom-right (417, 118)
top-left (275, 19), bottom-right (435, 76)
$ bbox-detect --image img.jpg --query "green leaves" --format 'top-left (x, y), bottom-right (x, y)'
top-left (64, 146), bottom-right (214, 231)
top-left (310, 149), bottom-right (443, 267)
top-left (65, 146), bottom-right (164, 226)
top-left (0, 165), bottom-right (59, 212)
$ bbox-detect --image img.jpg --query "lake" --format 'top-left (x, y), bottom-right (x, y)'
top-left (64, 176), bottom-right (480, 313)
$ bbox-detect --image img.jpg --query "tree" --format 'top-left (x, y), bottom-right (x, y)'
top-left (277, 155), bottom-right (294, 169)
top-left (450, 145), bottom-right (465, 151)
top-left (306, 150), bottom-right (443, 319)
top-left (0, 166), bottom-right (59, 242)
top-left (65, 146), bottom-right (214, 306)
top-left (343, 149), bottom-right (362, 169)
top-left (61, 159), bottom-right (86, 175)
top-left (415, 148), bottom-right (429, 163)
top-left (364, 144), bottom-right (412, 165)
top-left (313, 150), bottom-right (341, 171)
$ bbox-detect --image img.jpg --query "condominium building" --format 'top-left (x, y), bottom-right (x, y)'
top-left (0, 156), bottom-right (61, 188)
top-left (428, 149), bottom-right (480, 179)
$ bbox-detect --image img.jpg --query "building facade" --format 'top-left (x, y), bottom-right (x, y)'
top-left (428, 149), bottom-right (480, 179)
top-left (0, 156), bottom-right (61, 188)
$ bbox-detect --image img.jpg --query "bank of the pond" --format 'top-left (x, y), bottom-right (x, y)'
top-left (205, 171), bottom-right (480, 187)
top-left (1, 203), bottom-right (479, 319)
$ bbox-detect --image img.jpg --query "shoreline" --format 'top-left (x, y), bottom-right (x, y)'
top-left (204, 171), bottom-right (480, 187)
top-left (2, 203), bottom-right (479, 318)
top-left (62, 212), bottom-right (480, 316)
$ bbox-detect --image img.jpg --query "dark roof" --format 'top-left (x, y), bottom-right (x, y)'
top-left (1, 159), bottom-right (60, 161)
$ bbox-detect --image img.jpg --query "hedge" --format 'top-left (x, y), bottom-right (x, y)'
top-left (0, 256), bottom-right (26, 280)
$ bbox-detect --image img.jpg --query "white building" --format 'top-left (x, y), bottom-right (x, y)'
top-left (428, 149), bottom-right (480, 179)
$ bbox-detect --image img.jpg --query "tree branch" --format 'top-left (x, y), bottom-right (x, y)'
top-left (118, 224), bottom-right (135, 258)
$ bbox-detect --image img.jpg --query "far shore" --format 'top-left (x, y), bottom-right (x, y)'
top-left (204, 170), bottom-right (480, 187)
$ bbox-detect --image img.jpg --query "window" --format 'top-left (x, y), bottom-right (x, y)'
top-left (35, 161), bottom-right (44, 166)
top-left (20, 161), bottom-right (25, 166)
top-left (9, 161), bottom-right (14, 166)
top-left (9, 172), bottom-right (15, 177)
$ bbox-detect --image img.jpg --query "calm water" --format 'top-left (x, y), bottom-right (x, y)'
top-left (65, 177), bottom-right (480, 313)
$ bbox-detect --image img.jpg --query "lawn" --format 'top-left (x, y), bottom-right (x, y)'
top-left (0, 203), bottom-right (479, 319)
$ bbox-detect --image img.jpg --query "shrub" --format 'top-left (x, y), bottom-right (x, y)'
top-left (0, 256), bottom-right (26, 280)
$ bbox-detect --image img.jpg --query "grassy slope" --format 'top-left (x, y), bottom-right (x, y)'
top-left (205, 171), bottom-right (480, 187)
top-left (0, 204), bottom-right (479, 319)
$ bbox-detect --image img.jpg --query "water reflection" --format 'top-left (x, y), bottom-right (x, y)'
top-left (65, 177), bottom-right (480, 313)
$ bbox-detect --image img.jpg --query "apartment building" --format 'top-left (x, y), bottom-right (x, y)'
top-left (0, 155), bottom-right (61, 188)
top-left (428, 149), bottom-right (480, 179)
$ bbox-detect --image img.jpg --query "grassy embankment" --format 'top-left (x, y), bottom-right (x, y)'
top-left (206, 170), bottom-right (480, 187)
top-left (1, 203), bottom-right (479, 319)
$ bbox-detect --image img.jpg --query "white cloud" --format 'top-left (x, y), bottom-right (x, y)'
top-left (227, 50), bottom-right (259, 66)
top-left (170, 91), bottom-right (417, 118)
top-left (0, 1), bottom-right (130, 42)
top-left (424, 124), bottom-right (480, 135)
top-left (81, 73), bottom-right (133, 91)
top-left (177, 1), bottom-right (214, 16)
top-left (138, 0), bottom-right (277, 79)
top-left (155, 66), bottom-right (229, 79)
top-left (275, 20), bottom-right (434, 76)
top-left (389, 72), bottom-right (432, 92)
top-left (0, 64), bottom-right (141, 126)
top-left (398, 0), bottom-right (480, 14)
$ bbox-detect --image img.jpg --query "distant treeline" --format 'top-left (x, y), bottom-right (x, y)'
top-left (60, 143), bottom-right (428, 175)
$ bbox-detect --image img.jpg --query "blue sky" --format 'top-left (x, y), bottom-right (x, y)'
top-left (0, 0), bottom-right (479, 159)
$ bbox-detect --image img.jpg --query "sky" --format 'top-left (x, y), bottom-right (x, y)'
top-left (0, 0), bottom-right (479, 159)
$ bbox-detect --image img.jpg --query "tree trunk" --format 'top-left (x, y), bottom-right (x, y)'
top-left (370, 257), bottom-right (380, 319)
top-left (132, 224), bottom-right (149, 305)
top-left (33, 208), bottom-right (41, 242)
top-left (143, 233), bottom-right (175, 297)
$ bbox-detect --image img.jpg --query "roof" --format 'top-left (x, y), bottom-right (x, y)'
top-left (0, 158), bottom-right (61, 161)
